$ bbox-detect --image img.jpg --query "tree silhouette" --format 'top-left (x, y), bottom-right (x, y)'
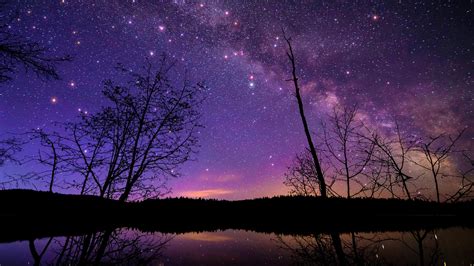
top-left (0, 137), bottom-right (22, 167)
top-left (27, 229), bottom-right (171, 265)
top-left (24, 56), bottom-right (204, 200)
top-left (284, 150), bottom-right (340, 197)
top-left (321, 106), bottom-right (375, 198)
top-left (283, 33), bottom-right (327, 198)
top-left (366, 122), bottom-right (419, 199)
top-left (0, 1), bottom-right (71, 83)
top-left (444, 153), bottom-right (473, 202)
top-left (413, 129), bottom-right (472, 203)
top-left (284, 102), bottom-right (473, 201)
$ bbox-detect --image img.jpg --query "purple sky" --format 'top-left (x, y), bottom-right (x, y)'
top-left (0, 1), bottom-right (472, 199)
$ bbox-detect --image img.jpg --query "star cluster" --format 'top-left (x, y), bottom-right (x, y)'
top-left (0, 1), bottom-right (472, 199)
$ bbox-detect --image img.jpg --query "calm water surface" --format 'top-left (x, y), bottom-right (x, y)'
top-left (0, 227), bottom-right (473, 265)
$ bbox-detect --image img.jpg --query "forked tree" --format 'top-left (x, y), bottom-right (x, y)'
top-left (321, 106), bottom-right (375, 198)
top-left (413, 129), bottom-right (473, 203)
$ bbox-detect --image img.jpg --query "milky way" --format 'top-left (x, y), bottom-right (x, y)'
top-left (0, 1), bottom-right (472, 199)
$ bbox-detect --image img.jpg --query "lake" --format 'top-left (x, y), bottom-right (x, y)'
top-left (0, 227), bottom-right (473, 265)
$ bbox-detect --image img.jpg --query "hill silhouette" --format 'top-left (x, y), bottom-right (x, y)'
top-left (0, 189), bottom-right (473, 243)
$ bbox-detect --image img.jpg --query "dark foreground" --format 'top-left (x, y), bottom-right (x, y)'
top-left (0, 189), bottom-right (473, 243)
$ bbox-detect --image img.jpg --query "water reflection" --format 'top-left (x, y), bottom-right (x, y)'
top-left (277, 229), bottom-right (473, 265)
top-left (27, 229), bottom-right (171, 265)
top-left (1, 227), bottom-right (473, 265)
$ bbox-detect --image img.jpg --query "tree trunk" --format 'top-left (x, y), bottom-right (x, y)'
top-left (331, 233), bottom-right (347, 266)
top-left (284, 35), bottom-right (327, 198)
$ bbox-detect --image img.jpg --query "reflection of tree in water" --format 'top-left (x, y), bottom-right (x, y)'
top-left (276, 230), bottom-right (442, 265)
top-left (399, 230), bottom-right (442, 266)
top-left (28, 229), bottom-right (172, 265)
top-left (276, 233), bottom-right (358, 265)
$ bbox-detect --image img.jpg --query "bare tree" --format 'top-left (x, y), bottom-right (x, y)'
top-left (32, 129), bottom-right (62, 192)
top-left (321, 106), bottom-right (375, 198)
top-left (0, 2), bottom-right (71, 83)
top-left (276, 233), bottom-right (343, 265)
top-left (1, 130), bottom-right (69, 192)
top-left (28, 237), bottom-right (53, 266)
top-left (283, 34), bottom-right (327, 198)
top-left (284, 150), bottom-right (339, 197)
top-left (27, 56), bottom-right (204, 201)
top-left (0, 137), bottom-right (22, 166)
top-left (367, 122), bottom-right (419, 199)
top-left (444, 152), bottom-right (474, 202)
top-left (413, 129), bottom-right (468, 203)
top-left (369, 125), bottom-right (473, 202)
top-left (28, 229), bottom-right (171, 265)
top-left (284, 106), bottom-right (379, 199)
top-left (395, 230), bottom-right (443, 266)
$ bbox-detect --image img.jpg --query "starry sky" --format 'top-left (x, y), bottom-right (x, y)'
top-left (0, 1), bottom-right (472, 199)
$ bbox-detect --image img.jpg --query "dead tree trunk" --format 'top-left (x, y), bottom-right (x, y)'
top-left (284, 35), bottom-right (327, 198)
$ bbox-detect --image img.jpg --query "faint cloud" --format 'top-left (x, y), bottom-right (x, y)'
top-left (179, 189), bottom-right (233, 198)
top-left (180, 232), bottom-right (232, 242)
top-left (300, 81), bottom-right (318, 95)
top-left (397, 87), bottom-right (463, 136)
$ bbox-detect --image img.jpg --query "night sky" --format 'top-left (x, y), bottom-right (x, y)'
top-left (0, 1), bottom-right (472, 199)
